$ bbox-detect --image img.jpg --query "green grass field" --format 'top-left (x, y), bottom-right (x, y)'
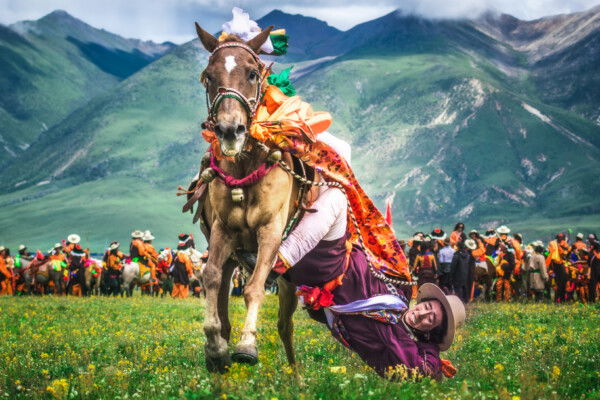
top-left (0, 295), bottom-right (598, 399)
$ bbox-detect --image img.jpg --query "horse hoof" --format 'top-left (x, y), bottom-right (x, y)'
top-left (232, 346), bottom-right (258, 365)
top-left (205, 354), bottom-right (231, 374)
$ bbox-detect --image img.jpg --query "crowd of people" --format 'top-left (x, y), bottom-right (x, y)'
top-left (0, 231), bottom-right (210, 299)
top-left (1, 223), bottom-right (598, 304)
top-left (401, 223), bottom-right (600, 304)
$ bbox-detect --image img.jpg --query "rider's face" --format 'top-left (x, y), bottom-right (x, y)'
top-left (404, 300), bottom-right (443, 332)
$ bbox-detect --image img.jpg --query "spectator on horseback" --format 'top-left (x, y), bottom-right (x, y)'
top-left (130, 230), bottom-right (154, 291)
top-left (105, 242), bottom-right (124, 297)
top-left (17, 245), bottom-right (33, 262)
top-left (67, 244), bottom-right (87, 297)
top-left (64, 234), bottom-right (81, 255)
top-left (437, 238), bottom-right (454, 293)
top-left (143, 231), bottom-right (159, 286)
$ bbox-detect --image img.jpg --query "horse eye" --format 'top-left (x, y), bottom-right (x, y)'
top-left (202, 72), bottom-right (212, 86)
top-left (248, 70), bottom-right (258, 81)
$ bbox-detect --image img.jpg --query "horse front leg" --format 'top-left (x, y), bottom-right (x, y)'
top-left (217, 259), bottom-right (236, 342)
top-left (203, 223), bottom-right (234, 373)
top-left (233, 222), bottom-right (282, 365)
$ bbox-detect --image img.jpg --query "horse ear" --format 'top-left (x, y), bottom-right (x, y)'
top-left (246, 25), bottom-right (273, 53)
top-left (195, 22), bottom-right (218, 53)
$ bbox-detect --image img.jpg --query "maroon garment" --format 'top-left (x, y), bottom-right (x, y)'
top-left (285, 235), bottom-right (442, 378)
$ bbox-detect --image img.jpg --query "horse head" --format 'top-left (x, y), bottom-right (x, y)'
top-left (195, 23), bottom-right (273, 157)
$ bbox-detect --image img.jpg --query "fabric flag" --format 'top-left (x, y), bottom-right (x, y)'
top-left (384, 194), bottom-right (395, 227)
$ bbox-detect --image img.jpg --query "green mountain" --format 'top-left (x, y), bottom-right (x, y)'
top-left (0, 10), bottom-right (174, 166)
top-left (1, 8), bottom-right (599, 252)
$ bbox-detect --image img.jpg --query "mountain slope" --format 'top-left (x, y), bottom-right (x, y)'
top-left (0, 10), bottom-right (174, 166)
top-left (478, 6), bottom-right (600, 122)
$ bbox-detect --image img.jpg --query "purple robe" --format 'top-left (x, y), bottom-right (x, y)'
top-left (286, 235), bottom-right (442, 378)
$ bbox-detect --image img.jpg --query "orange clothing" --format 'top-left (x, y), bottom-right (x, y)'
top-left (573, 241), bottom-right (587, 251)
top-left (472, 239), bottom-right (486, 260)
top-left (130, 239), bottom-right (148, 259)
top-left (0, 257), bottom-right (11, 278)
top-left (512, 240), bottom-right (523, 274)
top-left (144, 242), bottom-right (159, 266)
top-left (175, 251), bottom-right (194, 279)
top-left (108, 252), bottom-right (124, 270)
top-left (171, 283), bottom-right (189, 298)
top-left (50, 252), bottom-right (66, 262)
top-left (547, 239), bottom-right (570, 266)
top-left (63, 243), bottom-right (74, 254)
top-left (450, 231), bottom-right (462, 246)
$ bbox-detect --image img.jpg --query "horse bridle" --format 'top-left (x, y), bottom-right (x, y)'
top-left (200, 42), bottom-right (265, 132)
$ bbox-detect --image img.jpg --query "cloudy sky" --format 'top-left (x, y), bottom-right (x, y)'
top-left (1, 0), bottom-right (599, 43)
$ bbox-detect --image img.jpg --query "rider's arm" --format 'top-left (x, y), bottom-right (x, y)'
top-left (278, 186), bottom-right (347, 268)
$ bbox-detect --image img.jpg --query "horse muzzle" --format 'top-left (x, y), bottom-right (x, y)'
top-left (215, 122), bottom-right (247, 157)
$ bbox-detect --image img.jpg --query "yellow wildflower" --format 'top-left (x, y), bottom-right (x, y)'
top-left (552, 365), bottom-right (561, 378)
top-left (494, 363), bottom-right (505, 372)
top-left (330, 366), bottom-right (347, 374)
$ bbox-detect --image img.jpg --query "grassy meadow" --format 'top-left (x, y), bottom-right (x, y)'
top-left (0, 295), bottom-right (598, 400)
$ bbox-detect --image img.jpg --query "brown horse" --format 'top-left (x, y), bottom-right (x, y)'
top-left (192, 24), bottom-right (302, 373)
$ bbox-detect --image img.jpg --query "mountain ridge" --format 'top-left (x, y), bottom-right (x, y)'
top-left (1, 8), bottom-right (599, 251)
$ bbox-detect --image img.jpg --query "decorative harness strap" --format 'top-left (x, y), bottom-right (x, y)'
top-left (208, 149), bottom-right (277, 188)
top-left (202, 42), bottom-right (264, 130)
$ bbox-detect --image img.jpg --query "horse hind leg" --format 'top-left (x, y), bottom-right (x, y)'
top-left (277, 277), bottom-right (298, 366)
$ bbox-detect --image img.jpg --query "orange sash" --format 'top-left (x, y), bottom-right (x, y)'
top-left (202, 84), bottom-right (410, 280)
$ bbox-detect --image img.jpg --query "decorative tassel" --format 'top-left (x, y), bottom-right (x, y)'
top-left (269, 32), bottom-right (288, 56)
top-left (267, 67), bottom-right (295, 96)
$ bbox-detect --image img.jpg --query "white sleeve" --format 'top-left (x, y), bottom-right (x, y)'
top-left (278, 186), bottom-right (347, 267)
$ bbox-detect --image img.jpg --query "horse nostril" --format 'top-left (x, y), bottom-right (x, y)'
top-left (236, 124), bottom-right (246, 135)
top-left (215, 123), bottom-right (235, 140)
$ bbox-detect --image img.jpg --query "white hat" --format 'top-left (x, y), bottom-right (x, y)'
top-left (532, 240), bottom-right (544, 247)
top-left (109, 242), bottom-right (120, 250)
top-left (417, 283), bottom-right (466, 351)
top-left (0, 246), bottom-right (5, 252)
top-left (465, 239), bottom-right (478, 250)
top-left (576, 233), bottom-right (584, 240)
top-left (54, 243), bottom-right (62, 249)
top-left (18, 244), bottom-right (26, 251)
top-left (143, 232), bottom-right (155, 241)
top-left (67, 234), bottom-right (81, 244)
top-left (496, 225), bottom-right (510, 235)
top-left (131, 230), bottom-right (143, 239)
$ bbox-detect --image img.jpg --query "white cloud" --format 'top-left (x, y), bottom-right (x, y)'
top-left (1, 0), bottom-right (599, 43)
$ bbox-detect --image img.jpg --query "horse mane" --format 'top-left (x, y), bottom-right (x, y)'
top-left (219, 33), bottom-right (245, 44)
